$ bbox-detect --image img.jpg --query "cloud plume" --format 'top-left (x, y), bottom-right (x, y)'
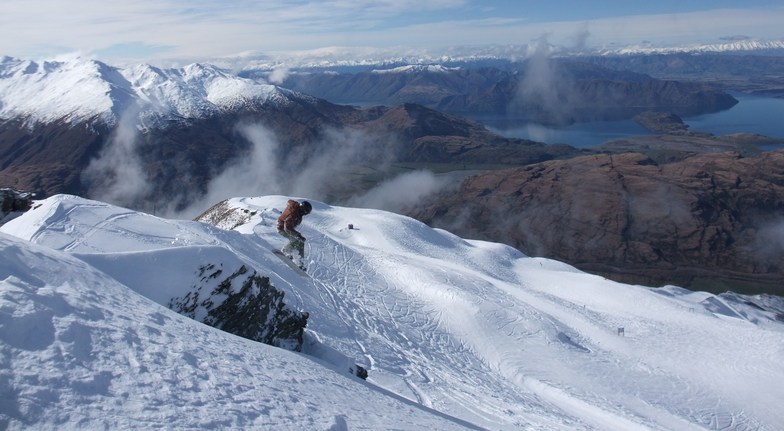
top-left (268, 66), bottom-right (290, 85)
top-left (82, 109), bottom-right (151, 209)
top-left (512, 34), bottom-right (584, 125)
top-left (175, 121), bottom-right (441, 218)
top-left (347, 170), bottom-right (455, 213)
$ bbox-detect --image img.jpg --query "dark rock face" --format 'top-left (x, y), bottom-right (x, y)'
top-left (0, 118), bottom-right (109, 197)
top-left (0, 188), bottom-right (33, 224)
top-left (169, 263), bottom-right (309, 351)
top-left (411, 151), bottom-right (784, 293)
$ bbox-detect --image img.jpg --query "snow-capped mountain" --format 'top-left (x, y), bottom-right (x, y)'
top-left (597, 39), bottom-right (784, 56)
top-left (0, 55), bottom-right (295, 126)
top-left (2, 42), bottom-right (775, 128)
top-left (226, 39), bottom-right (784, 73)
top-left (2, 194), bottom-right (783, 430)
top-left (371, 64), bottom-right (461, 74)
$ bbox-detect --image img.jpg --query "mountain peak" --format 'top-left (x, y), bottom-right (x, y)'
top-left (0, 56), bottom-right (118, 124)
top-left (0, 56), bottom-right (285, 126)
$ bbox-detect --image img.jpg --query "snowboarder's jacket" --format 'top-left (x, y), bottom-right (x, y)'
top-left (277, 200), bottom-right (305, 234)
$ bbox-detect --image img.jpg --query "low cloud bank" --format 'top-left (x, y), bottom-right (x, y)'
top-left (173, 123), bottom-right (450, 218)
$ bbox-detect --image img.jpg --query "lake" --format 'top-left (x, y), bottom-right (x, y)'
top-left (488, 94), bottom-right (784, 149)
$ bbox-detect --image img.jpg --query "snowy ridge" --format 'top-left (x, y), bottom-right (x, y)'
top-left (0, 56), bottom-right (119, 124)
top-left (2, 194), bottom-right (784, 430)
top-left (598, 39), bottom-right (784, 56)
top-left (0, 55), bottom-right (285, 126)
top-left (227, 39), bottom-right (784, 72)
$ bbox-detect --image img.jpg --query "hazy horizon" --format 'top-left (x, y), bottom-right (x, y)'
top-left (1, 1), bottom-right (782, 67)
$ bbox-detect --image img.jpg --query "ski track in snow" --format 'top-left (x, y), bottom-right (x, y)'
top-left (2, 194), bottom-right (783, 430)
top-left (0, 233), bottom-right (475, 430)
top-left (299, 200), bottom-right (781, 430)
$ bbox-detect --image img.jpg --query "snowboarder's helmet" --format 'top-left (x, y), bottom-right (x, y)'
top-left (301, 201), bottom-right (312, 215)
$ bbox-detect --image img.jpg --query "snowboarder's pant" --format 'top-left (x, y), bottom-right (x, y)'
top-left (278, 230), bottom-right (305, 259)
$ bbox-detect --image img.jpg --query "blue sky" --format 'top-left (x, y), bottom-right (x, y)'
top-left (1, 0), bottom-right (782, 65)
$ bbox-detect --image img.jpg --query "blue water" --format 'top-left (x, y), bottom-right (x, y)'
top-left (489, 95), bottom-right (784, 149)
top-left (686, 95), bottom-right (784, 138)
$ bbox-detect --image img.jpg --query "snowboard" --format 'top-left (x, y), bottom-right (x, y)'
top-left (272, 250), bottom-right (309, 276)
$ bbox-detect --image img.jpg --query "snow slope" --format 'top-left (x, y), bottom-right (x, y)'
top-left (0, 232), bottom-right (471, 430)
top-left (2, 194), bottom-right (784, 430)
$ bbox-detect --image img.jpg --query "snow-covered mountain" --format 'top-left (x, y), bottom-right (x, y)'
top-left (227, 39), bottom-right (784, 73)
top-left (371, 64), bottom-right (461, 74)
top-left (0, 55), bottom-right (298, 126)
top-left (597, 39), bottom-right (784, 56)
top-left (2, 194), bottom-right (783, 430)
top-left (2, 43), bottom-right (777, 127)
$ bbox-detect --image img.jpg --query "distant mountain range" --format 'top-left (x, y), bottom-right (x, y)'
top-left (1, 53), bottom-right (782, 293)
top-left (585, 53), bottom-right (784, 96)
top-left (225, 38), bottom-right (784, 72)
top-left (595, 38), bottom-right (784, 56)
top-left (0, 55), bottom-right (739, 130)
top-left (273, 60), bottom-right (738, 125)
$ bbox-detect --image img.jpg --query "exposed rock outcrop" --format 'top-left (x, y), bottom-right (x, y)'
top-left (0, 188), bottom-right (33, 225)
top-left (411, 151), bottom-right (784, 293)
top-left (169, 263), bottom-right (309, 351)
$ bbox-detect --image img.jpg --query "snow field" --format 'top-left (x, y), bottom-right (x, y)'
top-left (0, 232), bottom-right (476, 430)
top-left (2, 194), bottom-right (783, 430)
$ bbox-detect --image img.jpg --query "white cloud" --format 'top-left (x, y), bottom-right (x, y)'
top-left (174, 123), bottom-right (405, 218)
top-left (176, 123), bottom-right (284, 218)
top-left (347, 170), bottom-right (454, 213)
top-left (82, 109), bottom-right (151, 208)
top-left (268, 66), bottom-right (290, 85)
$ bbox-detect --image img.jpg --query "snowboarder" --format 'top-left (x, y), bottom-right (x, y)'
top-left (277, 199), bottom-right (312, 270)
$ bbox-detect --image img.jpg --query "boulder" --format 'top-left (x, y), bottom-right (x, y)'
top-left (0, 188), bottom-right (33, 225)
top-left (169, 264), bottom-right (309, 351)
